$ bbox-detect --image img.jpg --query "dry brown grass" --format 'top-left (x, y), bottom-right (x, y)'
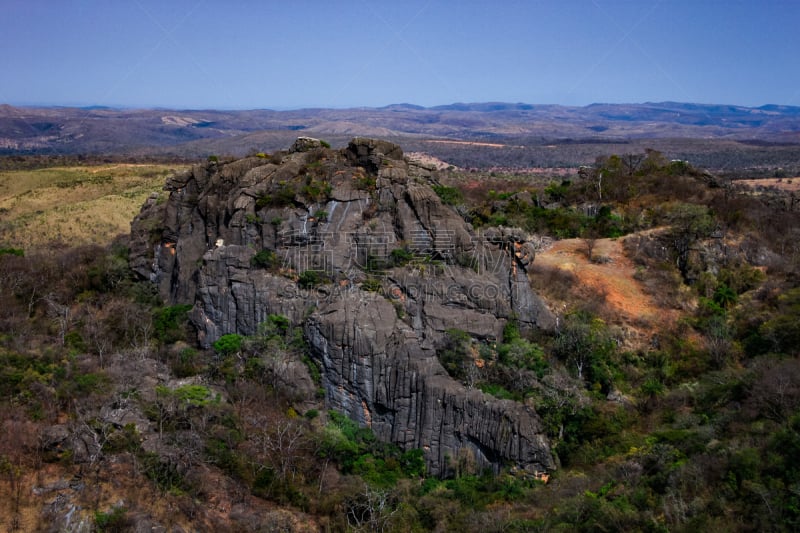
top-left (533, 235), bottom-right (684, 348)
top-left (735, 176), bottom-right (800, 192)
top-left (0, 164), bottom-right (186, 248)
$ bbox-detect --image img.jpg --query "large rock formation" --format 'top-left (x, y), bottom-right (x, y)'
top-left (130, 137), bottom-right (556, 475)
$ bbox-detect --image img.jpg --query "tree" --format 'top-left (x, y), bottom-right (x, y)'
top-left (750, 360), bottom-right (800, 423)
top-left (553, 313), bottom-right (616, 391)
top-left (666, 203), bottom-right (716, 282)
top-left (703, 314), bottom-right (734, 368)
top-left (247, 416), bottom-right (310, 484)
top-left (345, 484), bottom-right (399, 532)
top-left (44, 294), bottom-right (72, 347)
top-left (622, 153), bottom-right (645, 177)
top-left (581, 229), bottom-right (599, 262)
top-left (641, 148), bottom-right (667, 174)
top-left (213, 333), bottom-right (244, 357)
top-left (84, 307), bottom-right (112, 368)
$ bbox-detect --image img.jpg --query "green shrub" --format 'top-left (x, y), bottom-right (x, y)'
top-left (65, 331), bottom-right (87, 352)
top-left (496, 338), bottom-right (547, 376)
top-left (263, 314), bottom-right (290, 337)
top-left (0, 350), bottom-right (60, 402)
top-left (140, 451), bottom-right (186, 492)
top-left (432, 185), bottom-right (463, 205)
top-left (438, 329), bottom-right (472, 382)
top-left (251, 249), bottom-right (279, 269)
top-left (478, 382), bottom-right (520, 401)
top-left (390, 246), bottom-right (413, 266)
top-left (95, 506), bottom-right (129, 532)
top-left (400, 448), bottom-right (426, 477)
top-left (256, 182), bottom-right (297, 208)
top-left (298, 270), bottom-right (325, 289)
top-left (173, 384), bottom-right (216, 406)
top-left (301, 179), bottom-right (332, 202)
top-left (713, 283), bottom-right (738, 308)
top-left (544, 180), bottom-right (571, 201)
top-left (361, 277), bottom-right (383, 292)
top-left (502, 319), bottom-right (520, 343)
top-left (302, 354), bottom-right (321, 384)
top-left (172, 347), bottom-right (203, 377)
top-left (354, 174), bottom-right (376, 191)
top-left (213, 333), bottom-right (244, 356)
top-left (153, 304), bottom-right (193, 343)
top-left (205, 435), bottom-right (247, 480)
top-left (56, 371), bottom-right (109, 405)
top-left (103, 423), bottom-right (142, 454)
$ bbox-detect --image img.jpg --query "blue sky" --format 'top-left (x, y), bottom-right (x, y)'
top-left (2, 0), bottom-right (798, 109)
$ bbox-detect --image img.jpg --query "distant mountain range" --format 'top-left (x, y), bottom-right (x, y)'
top-left (1, 102), bottom-right (799, 159)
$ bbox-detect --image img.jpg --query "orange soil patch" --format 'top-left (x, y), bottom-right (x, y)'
top-left (535, 237), bottom-right (680, 338)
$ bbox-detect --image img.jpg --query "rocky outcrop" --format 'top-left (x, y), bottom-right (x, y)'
top-left (305, 291), bottom-right (552, 474)
top-left (130, 137), bottom-right (556, 475)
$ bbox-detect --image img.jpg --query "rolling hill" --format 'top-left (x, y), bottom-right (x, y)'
top-left (2, 101), bottom-right (799, 159)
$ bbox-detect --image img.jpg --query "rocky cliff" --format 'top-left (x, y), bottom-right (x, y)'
top-left (130, 137), bottom-right (556, 475)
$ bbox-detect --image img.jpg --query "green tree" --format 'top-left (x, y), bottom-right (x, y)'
top-left (497, 338), bottom-right (546, 375)
top-left (432, 185), bottom-right (463, 205)
top-left (152, 304), bottom-right (193, 343)
top-left (213, 333), bottom-right (244, 356)
top-left (553, 313), bottom-right (616, 391)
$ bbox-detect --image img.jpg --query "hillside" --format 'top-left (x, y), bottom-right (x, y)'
top-left (0, 138), bottom-right (799, 531)
top-left (0, 164), bottom-right (186, 247)
top-left (535, 236), bottom-right (683, 339)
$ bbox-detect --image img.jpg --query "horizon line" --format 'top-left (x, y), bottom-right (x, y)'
top-left (2, 100), bottom-right (798, 113)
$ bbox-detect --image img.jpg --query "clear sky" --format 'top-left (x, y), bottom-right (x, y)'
top-left (2, 0), bottom-right (798, 110)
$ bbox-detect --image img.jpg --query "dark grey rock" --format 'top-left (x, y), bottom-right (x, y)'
top-left (130, 137), bottom-right (556, 475)
top-left (290, 136), bottom-right (324, 153)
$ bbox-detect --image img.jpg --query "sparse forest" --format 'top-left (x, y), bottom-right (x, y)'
top-left (0, 146), bottom-right (799, 532)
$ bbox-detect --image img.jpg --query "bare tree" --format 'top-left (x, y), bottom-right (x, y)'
top-left (582, 231), bottom-right (598, 262)
top-left (750, 359), bottom-right (800, 422)
top-left (346, 484), bottom-right (399, 532)
top-left (622, 153), bottom-right (645, 177)
top-left (248, 416), bottom-right (309, 483)
top-left (45, 294), bottom-right (72, 347)
top-left (84, 308), bottom-right (112, 368)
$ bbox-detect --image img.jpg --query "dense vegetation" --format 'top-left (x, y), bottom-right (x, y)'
top-left (0, 152), bottom-right (798, 530)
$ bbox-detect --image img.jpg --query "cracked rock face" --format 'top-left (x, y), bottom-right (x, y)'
top-left (130, 137), bottom-right (555, 475)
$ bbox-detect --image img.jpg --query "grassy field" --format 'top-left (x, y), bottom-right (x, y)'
top-left (0, 164), bottom-right (186, 248)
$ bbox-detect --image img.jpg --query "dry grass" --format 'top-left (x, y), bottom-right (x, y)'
top-left (0, 164), bottom-right (186, 248)
top-left (533, 235), bottom-right (684, 348)
top-left (734, 176), bottom-right (800, 192)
